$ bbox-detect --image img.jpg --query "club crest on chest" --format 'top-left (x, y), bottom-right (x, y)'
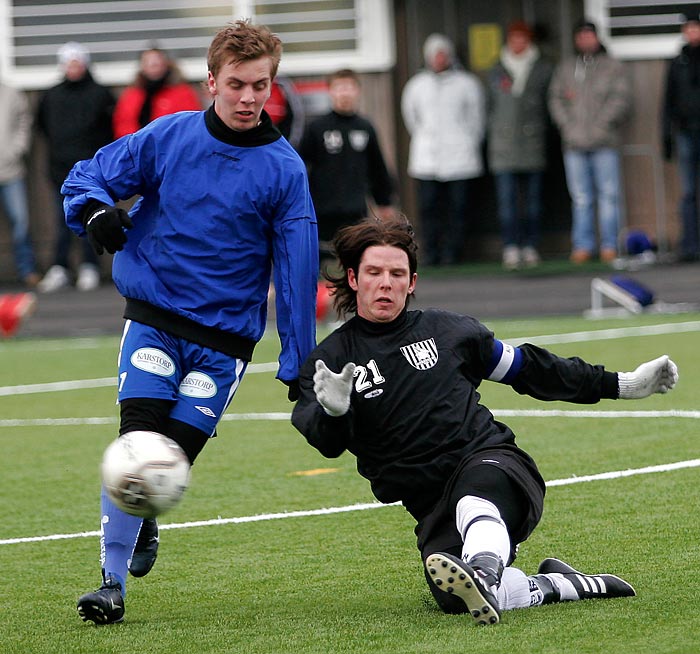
top-left (400, 338), bottom-right (438, 370)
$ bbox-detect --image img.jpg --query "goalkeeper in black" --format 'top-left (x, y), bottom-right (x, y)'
top-left (291, 217), bottom-right (678, 626)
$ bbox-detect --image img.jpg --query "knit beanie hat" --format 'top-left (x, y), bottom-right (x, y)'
top-left (423, 33), bottom-right (454, 66)
top-left (57, 41), bottom-right (90, 67)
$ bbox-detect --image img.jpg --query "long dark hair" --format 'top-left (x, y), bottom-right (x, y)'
top-left (324, 217), bottom-right (419, 317)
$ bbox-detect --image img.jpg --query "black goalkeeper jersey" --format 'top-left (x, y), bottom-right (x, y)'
top-left (298, 110), bottom-right (393, 230)
top-left (292, 308), bottom-right (619, 516)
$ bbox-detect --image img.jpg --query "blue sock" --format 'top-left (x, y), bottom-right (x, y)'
top-left (100, 486), bottom-right (143, 597)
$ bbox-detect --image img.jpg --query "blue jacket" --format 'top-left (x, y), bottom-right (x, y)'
top-left (63, 107), bottom-right (318, 383)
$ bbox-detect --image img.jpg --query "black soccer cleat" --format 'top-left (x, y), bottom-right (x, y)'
top-left (425, 552), bottom-right (500, 626)
top-left (77, 575), bottom-right (125, 625)
top-left (536, 557), bottom-right (636, 600)
top-left (129, 517), bottom-right (159, 577)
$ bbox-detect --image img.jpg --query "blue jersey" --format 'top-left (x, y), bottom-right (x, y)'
top-left (63, 108), bottom-right (318, 383)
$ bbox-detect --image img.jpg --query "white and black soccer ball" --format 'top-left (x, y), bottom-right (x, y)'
top-left (101, 431), bottom-right (191, 518)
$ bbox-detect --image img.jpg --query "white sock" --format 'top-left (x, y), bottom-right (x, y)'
top-left (455, 495), bottom-right (511, 565)
top-left (497, 566), bottom-right (547, 610)
top-left (544, 573), bottom-right (579, 601)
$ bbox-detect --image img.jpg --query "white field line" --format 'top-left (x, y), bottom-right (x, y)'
top-left (0, 338), bottom-right (106, 353)
top-left (1, 409), bottom-right (699, 429)
top-left (2, 458), bottom-right (698, 546)
top-left (0, 362), bottom-right (278, 397)
top-left (1, 320), bottom-right (698, 398)
top-left (506, 320), bottom-right (700, 346)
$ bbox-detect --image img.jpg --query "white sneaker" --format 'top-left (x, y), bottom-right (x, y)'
top-left (76, 263), bottom-right (100, 291)
top-left (521, 246), bottom-right (541, 268)
top-left (502, 246), bottom-right (520, 271)
top-left (37, 265), bottom-right (70, 293)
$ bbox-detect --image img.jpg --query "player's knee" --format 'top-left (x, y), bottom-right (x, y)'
top-left (167, 418), bottom-right (210, 464)
top-left (119, 398), bottom-right (209, 464)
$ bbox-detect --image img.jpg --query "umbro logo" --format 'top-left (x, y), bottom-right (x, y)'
top-left (195, 405), bottom-right (217, 418)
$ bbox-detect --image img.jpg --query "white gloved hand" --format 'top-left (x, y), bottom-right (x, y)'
top-left (618, 355), bottom-right (679, 399)
top-left (313, 359), bottom-right (356, 416)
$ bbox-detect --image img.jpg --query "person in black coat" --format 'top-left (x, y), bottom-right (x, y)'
top-left (662, 10), bottom-right (700, 261)
top-left (36, 42), bottom-right (115, 292)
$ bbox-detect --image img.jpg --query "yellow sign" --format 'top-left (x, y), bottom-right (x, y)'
top-left (469, 23), bottom-right (502, 71)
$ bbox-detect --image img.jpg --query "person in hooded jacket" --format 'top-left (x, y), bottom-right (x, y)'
top-left (401, 33), bottom-right (485, 267)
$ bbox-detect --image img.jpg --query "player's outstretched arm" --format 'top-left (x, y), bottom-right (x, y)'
top-left (313, 359), bottom-right (356, 416)
top-left (617, 355), bottom-right (679, 399)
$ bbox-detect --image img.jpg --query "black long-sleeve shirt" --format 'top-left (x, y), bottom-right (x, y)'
top-left (292, 308), bottom-right (619, 516)
top-left (299, 110), bottom-right (393, 240)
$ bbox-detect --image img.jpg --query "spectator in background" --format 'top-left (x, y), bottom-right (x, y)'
top-left (487, 21), bottom-right (553, 270)
top-left (36, 42), bottom-right (116, 292)
top-left (113, 46), bottom-right (202, 139)
top-left (0, 79), bottom-right (39, 287)
top-left (401, 33), bottom-right (485, 266)
top-left (662, 10), bottom-right (700, 262)
top-left (267, 76), bottom-right (306, 149)
top-left (548, 20), bottom-right (631, 265)
top-left (299, 69), bottom-right (394, 251)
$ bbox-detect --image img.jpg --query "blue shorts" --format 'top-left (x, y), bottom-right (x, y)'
top-left (117, 320), bottom-right (248, 436)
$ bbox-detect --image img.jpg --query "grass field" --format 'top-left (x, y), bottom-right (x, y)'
top-left (1, 312), bottom-right (699, 653)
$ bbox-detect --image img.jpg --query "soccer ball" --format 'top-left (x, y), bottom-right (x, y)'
top-left (101, 431), bottom-right (191, 518)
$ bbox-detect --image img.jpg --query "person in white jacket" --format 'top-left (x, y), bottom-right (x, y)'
top-left (401, 33), bottom-right (485, 266)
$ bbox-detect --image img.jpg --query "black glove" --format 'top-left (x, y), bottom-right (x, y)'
top-left (83, 203), bottom-right (133, 255)
top-left (283, 379), bottom-right (300, 402)
top-left (663, 134), bottom-right (673, 161)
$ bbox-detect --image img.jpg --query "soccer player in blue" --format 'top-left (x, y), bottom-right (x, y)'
top-left (64, 20), bottom-right (319, 624)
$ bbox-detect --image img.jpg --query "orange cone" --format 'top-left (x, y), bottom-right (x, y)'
top-left (0, 292), bottom-right (36, 338)
top-left (316, 282), bottom-right (332, 322)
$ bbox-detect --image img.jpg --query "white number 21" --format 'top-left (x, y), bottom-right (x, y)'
top-left (354, 359), bottom-right (385, 392)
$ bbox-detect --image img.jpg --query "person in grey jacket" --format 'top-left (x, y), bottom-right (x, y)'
top-left (487, 21), bottom-right (553, 270)
top-left (548, 20), bottom-right (631, 264)
top-left (0, 81), bottom-right (39, 287)
top-left (401, 33), bottom-right (485, 266)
